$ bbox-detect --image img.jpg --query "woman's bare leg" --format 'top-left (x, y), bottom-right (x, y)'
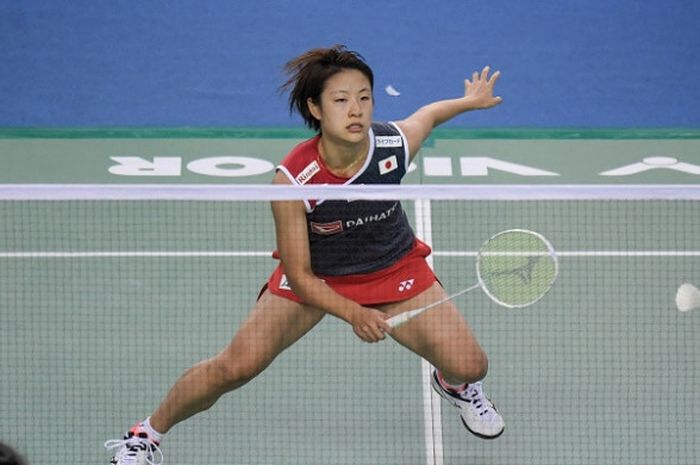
top-left (149, 290), bottom-right (325, 433)
top-left (380, 282), bottom-right (487, 385)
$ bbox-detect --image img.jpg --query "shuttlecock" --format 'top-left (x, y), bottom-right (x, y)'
top-left (385, 85), bottom-right (400, 97)
top-left (675, 283), bottom-right (700, 312)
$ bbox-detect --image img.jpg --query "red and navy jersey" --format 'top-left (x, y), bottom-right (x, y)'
top-left (277, 121), bottom-right (415, 276)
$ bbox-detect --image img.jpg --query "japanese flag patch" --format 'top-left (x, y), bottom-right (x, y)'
top-left (378, 155), bottom-right (398, 175)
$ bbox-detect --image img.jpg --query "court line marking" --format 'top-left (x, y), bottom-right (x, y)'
top-left (1, 251), bottom-right (698, 258)
top-left (0, 251), bottom-right (271, 257)
top-left (414, 199), bottom-right (443, 465)
top-left (434, 251), bottom-right (700, 257)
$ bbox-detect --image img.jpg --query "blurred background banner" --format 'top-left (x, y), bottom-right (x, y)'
top-left (2, 0), bottom-right (699, 128)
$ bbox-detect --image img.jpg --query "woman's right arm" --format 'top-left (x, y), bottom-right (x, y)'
top-left (270, 171), bottom-right (390, 342)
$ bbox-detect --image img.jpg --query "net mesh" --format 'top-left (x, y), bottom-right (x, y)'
top-left (1, 185), bottom-right (699, 465)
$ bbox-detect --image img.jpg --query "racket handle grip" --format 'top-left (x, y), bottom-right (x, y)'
top-left (386, 309), bottom-right (419, 329)
top-left (387, 313), bottom-right (409, 329)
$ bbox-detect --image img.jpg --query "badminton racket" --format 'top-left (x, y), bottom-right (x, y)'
top-left (387, 229), bottom-right (558, 328)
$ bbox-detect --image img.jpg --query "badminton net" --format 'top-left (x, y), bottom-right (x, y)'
top-left (1, 184), bottom-right (698, 465)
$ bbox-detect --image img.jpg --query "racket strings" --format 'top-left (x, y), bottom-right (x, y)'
top-left (477, 230), bottom-right (558, 308)
top-left (485, 255), bottom-right (542, 284)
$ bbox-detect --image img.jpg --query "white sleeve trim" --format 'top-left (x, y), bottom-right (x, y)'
top-left (388, 121), bottom-right (411, 170)
top-left (275, 164), bottom-right (312, 212)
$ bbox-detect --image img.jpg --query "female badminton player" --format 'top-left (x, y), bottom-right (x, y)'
top-left (106, 44), bottom-right (504, 465)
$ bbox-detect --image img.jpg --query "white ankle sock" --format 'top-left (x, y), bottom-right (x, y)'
top-left (141, 417), bottom-right (164, 443)
top-left (437, 371), bottom-right (468, 393)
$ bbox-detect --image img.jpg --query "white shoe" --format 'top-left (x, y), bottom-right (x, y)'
top-left (431, 369), bottom-right (505, 439)
top-left (104, 424), bottom-right (164, 465)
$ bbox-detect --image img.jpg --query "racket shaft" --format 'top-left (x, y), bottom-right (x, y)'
top-left (387, 283), bottom-right (480, 328)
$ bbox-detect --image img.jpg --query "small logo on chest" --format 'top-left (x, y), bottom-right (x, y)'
top-left (310, 220), bottom-right (344, 235)
top-left (375, 135), bottom-right (403, 148)
top-left (296, 160), bottom-right (320, 184)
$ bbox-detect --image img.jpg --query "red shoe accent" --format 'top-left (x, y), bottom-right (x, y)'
top-left (436, 370), bottom-right (468, 394)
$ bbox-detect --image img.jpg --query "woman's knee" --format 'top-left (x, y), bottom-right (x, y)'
top-left (208, 351), bottom-right (271, 392)
top-left (443, 349), bottom-right (489, 384)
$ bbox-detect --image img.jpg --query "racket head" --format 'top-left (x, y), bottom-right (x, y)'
top-left (476, 229), bottom-right (558, 308)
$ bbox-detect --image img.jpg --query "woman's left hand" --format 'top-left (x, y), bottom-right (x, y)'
top-left (464, 66), bottom-right (502, 109)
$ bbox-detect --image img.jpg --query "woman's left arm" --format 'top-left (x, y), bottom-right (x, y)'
top-left (395, 66), bottom-right (502, 160)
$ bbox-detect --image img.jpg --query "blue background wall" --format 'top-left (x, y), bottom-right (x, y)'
top-left (2, 0), bottom-right (699, 128)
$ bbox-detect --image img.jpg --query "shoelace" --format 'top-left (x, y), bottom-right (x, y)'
top-left (104, 435), bottom-right (164, 465)
top-left (462, 381), bottom-right (495, 416)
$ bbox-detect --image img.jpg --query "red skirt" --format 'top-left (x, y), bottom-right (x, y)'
top-left (265, 239), bottom-right (437, 305)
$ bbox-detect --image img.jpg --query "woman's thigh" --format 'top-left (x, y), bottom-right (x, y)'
top-left (217, 289), bottom-right (326, 369)
top-left (380, 282), bottom-right (487, 376)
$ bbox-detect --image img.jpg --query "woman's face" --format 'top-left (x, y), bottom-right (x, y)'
top-left (307, 69), bottom-right (373, 145)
